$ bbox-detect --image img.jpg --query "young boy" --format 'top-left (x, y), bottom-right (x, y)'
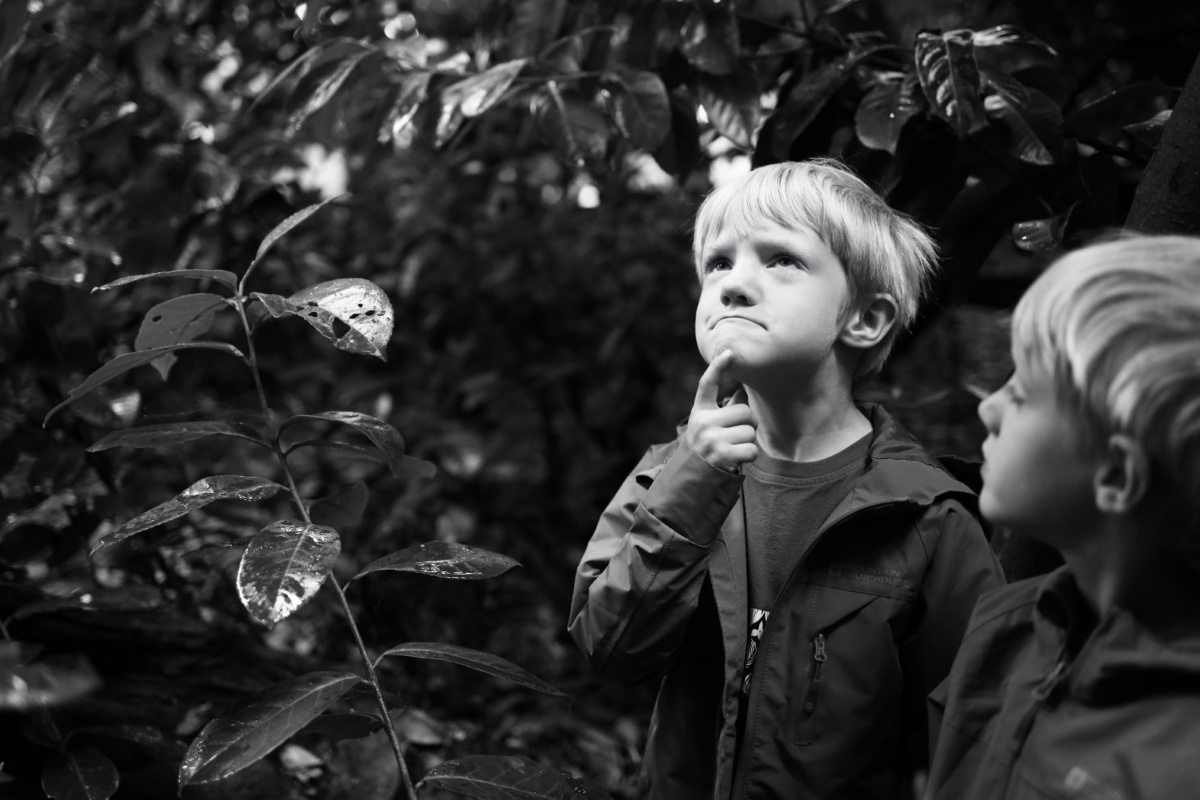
top-left (568, 160), bottom-right (1002, 799)
top-left (924, 234), bottom-right (1200, 800)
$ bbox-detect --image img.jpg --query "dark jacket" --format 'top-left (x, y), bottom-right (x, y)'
top-left (926, 566), bottom-right (1200, 800)
top-left (568, 405), bottom-right (1003, 800)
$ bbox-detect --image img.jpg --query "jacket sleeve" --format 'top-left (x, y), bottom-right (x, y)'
top-left (900, 497), bottom-right (1005, 770)
top-left (567, 438), bottom-right (742, 686)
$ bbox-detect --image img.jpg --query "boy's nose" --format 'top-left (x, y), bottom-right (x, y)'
top-left (720, 261), bottom-right (756, 305)
top-left (977, 390), bottom-right (1001, 434)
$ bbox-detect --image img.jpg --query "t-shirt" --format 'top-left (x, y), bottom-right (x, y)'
top-left (740, 433), bottom-right (871, 696)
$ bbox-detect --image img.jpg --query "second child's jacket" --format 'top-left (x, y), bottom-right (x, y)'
top-left (568, 405), bottom-right (1003, 800)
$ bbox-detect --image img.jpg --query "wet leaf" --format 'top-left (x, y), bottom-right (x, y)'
top-left (602, 68), bottom-right (670, 151)
top-left (442, 59), bottom-right (528, 119)
top-left (179, 671), bottom-right (361, 786)
top-left (418, 755), bottom-right (612, 799)
top-left (309, 481), bottom-right (368, 532)
top-left (135, 293), bottom-right (228, 379)
top-left (855, 72), bottom-right (923, 154)
top-left (982, 72), bottom-right (1062, 165)
top-left (681, 4), bottom-right (739, 76)
top-left (42, 746), bottom-right (118, 800)
top-left (92, 269), bottom-right (237, 292)
top-left (352, 541), bottom-right (520, 583)
top-left (0, 652), bottom-right (101, 710)
top-left (252, 195), bottom-right (344, 268)
top-left (378, 71), bottom-right (431, 143)
top-left (89, 420), bottom-right (269, 452)
top-left (696, 69), bottom-right (762, 150)
top-left (91, 475), bottom-right (284, 553)
top-left (43, 343), bottom-right (247, 426)
top-left (376, 643), bottom-right (565, 696)
top-left (281, 410), bottom-right (405, 472)
top-left (253, 278), bottom-right (394, 360)
top-left (289, 49), bottom-right (372, 130)
top-left (914, 29), bottom-right (987, 138)
top-left (237, 521), bottom-right (341, 626)
top-left (972, 25), bottom-right (1057, 74)
top-left (1012, 203), bottom-right (1076, 252)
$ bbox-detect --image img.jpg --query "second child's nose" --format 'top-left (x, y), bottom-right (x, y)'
top-left (977, 391), bottom-right (1001, 435)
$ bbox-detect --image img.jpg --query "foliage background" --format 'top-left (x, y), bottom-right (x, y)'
top-left (2, 0), bottom-right (1198, 797)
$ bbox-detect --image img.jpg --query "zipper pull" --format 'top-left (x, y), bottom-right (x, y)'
top-left (1032, 658), bottom-right (1067, 701)
top-left (813, 633), bottom-right (827, 662)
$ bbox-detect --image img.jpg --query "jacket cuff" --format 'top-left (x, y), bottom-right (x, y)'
top-left (641, 439), bottom-right (742, 545)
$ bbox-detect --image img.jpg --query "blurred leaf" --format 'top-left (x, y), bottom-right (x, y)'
top-left (251, 195), bottom-right (344, 269)
top-left (1124, 109), bottom-right (1171, 151)
top-left (914, 29), bottom-right (987, 137)
top-left (375, 643), bottom-right (565, 696)
top-left (253, 277), bottom-right (394, 360)
top-left (418, 755), bottom-right (612, 799)
top-left (41, 746), bottom-right (118, 800)
top-left (436, 59), bottom-right (528, 148)
top-left (512, 0), bottom-right (567, 59)
top-left (92, 269), bottom-right (237, 292)
top-left (0, 0), bottom-right (29, 71)
top-left (770, 46), bottom-right (885, 157)
top-left (281, 410), bottom-right (405, 472)
top-left (855, 72), bottom-right (923, 154)
top-left (1012, 203), bottom-right (1076, 252)
top-left (301, 0), bottom-right (327, 40)
top-left (696, 69), bottom-right (762, 150)
top-left (681, 3), bottom-right (739, 76)
top-left (0, 649), bottom-right (101, 710)
top-left (299, 712), bottom-right (382, 741)
top-left (179, 671), bottom-right (361, 785)
top-left (603, 68), bottom-right (670, 151)
top-left (1063, 81), bottom-right (1174, 146)
top-left (237, 520), bottom-right (340, 626)
top-left (68, 724), bottom-right (185, 766)
top-left (289, 49), bottom-right (373, 131)
top-left (379, 71), bottom-right (431, 143)
top-left (89, 420), bottom-right (269, 452)
top-left (43, 343), bottom-right (247, 426)
top-left (533, 88), bottom-right (612, 169)
top-left (972, 25), bottom-right (1057, 74)
top-left (134, 293), bottom-right (228, 379)
top-left (250, 38), bottom-right (363, 111)
top-left (91, 475), bottom-right (285, 553)
top-left (292, 439), bottom-right (437, 479)
top-left (982, 71), bottom-right (1062, 165)
top-left (352, 541), bottom-right (520, 582)
top-left (308, 480), bottom-right (368, 532)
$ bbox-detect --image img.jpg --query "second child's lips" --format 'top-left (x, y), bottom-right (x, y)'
top-left (712, 316), bottom-right (763, 329)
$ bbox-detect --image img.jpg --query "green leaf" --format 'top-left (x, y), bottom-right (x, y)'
top-left (681, 4), bottom-right (739, 76)
top-left (352, 541), bottom-right (520, 583)
top-left (178, 671), bottom-right (361, 786)
top-left (854, 72), bottom-right (923, 155)
top-left (92, 269), bottom-right (238, 292)
top-left (418, 756), bottom-right (612, 799)
top-left (41, 746), bottom-right (119, 800)
top-left (289, 49), bottom-right (373, 131)
top-left (914, 29), bottom-right (987, 138)
top-left (378, 71), bottom-right (431, 144)
top-left (237, 520), bottom-right (341, 626)
top-left (253, 277), bottom-right (394, 360)
top-left (1012, 204), bottom-right (1076, 252)
top-left (309, 481), bottom-right (369, 532)
top-left (982, 71), bottom-right (1062, 165)
top-left (0, 650), bottom-right (101, 710)
top-left (281, 410), bottom-right (405, 472)
top-left (251, 195), bottom-right (344, 268)
top-left (134, 293), bottom-right (228, 380)
top-left (696, 69), bottom-right (762, 150)
top-left (972, 25), bottom-right (1057, 74)
top-left (603, 68), bottom-right (670, 151)
top-left (88, 420), bottom-right (269, 453)
top-left (92, 475), bottom-right (284, 553)
top-left (375, 643), bottom-right (565, 697)
top-left (43, 343), bottom-right (247, 426)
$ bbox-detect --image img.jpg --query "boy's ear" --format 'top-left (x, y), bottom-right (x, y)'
top-left (839, 292), bottom-right (898, 350)
top-left (1093, 434), bottom-right (1151, 514)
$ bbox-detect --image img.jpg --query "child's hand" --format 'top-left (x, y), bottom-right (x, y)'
top-left (685, 350), bottom-right (758, 473)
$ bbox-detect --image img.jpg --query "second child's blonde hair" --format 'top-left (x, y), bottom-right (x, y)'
top-left (692, 159), bottom-right (938, 376)
top-left (1013, 233), bottom-right (1200, 537)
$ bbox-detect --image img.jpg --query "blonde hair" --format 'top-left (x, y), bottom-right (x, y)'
top-left (692, 159), bottom-right (938, 377)
top-left (1013, 233), bottom-right (1200, 537)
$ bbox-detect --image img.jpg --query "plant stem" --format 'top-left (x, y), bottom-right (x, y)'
top-left (233, 296), bottom-right (273, 421)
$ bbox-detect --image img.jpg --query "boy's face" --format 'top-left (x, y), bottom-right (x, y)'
top-left (976, 355), bottom-right (1100, 542)
top-left (694, 220), bottom-right (851, 391)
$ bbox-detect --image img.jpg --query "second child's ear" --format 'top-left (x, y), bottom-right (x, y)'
top-left (839, 293), bottom-right (898, 350)
top-left (1093, 434), bottom-right (1151, 514)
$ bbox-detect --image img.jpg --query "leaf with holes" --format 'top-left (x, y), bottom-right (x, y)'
top-left (972, 25), bottom-right (1057, 75)
top-left (237, 521), bottom-right (340, 626)
top-left (92, 475), bottom-right (285, 553)
top-left (89, 420), bottom-right (269, 453)
top-left (1012, 204), bottom-right (1076, 252)
top-left (982, 71), bottom-right (1062, 165)
top-left (44, 343), bottom-right (247, 426)
top-left (92, 269), bottom-right (238, 293)
top-left (252, 195), bottom-right (344, 268)
top-left (418, 755), bottom-right (613, 800)
top-left (376, 643), bottom-right (565, 697)
top-left (253, 278), bottom-right (393, 360)
top-left (135, 293), bottom-right (229, 380)
top-left (0, 650), bottom-right (101, 710)
top-left (179, 671), bottom-right (361, 786)
top-left (696, 69), bottom-right (762, 150)
top-left (289, 49), bottom-right (373, 131)
top-left (41, 746), bottom-right (119, 800)
top-left (352, 541), bottom-right (520, 583)
top-left (855, 72), bottom-right (924, 154)
top-left (378, 71), bottom-right (431, 143)
top-left (914, 29), bottom-right (987, 138)
top-left (280, 411), bottom-right (405, 474)
top-left (681, 3), bottom-right (739, 76)
top-left (602, 68), bottom-right (670, 151)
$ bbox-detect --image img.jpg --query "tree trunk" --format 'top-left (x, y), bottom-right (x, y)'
top-left (1125, 53), bottom-right (1200, 234)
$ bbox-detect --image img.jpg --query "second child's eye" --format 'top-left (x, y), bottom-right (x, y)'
top-left (704, 258), bottom-right (731, 274)
top-left (770, 254), bottom-right (801, 269)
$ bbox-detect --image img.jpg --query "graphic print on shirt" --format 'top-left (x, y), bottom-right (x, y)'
top-left (744, 608), bottom-right (770, 694)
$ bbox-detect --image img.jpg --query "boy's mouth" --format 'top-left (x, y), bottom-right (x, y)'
top-left (713, 315), bottom-right (762, 329)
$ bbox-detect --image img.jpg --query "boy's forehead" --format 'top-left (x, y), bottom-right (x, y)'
top-left (701, 218), bottom-right (824, 253)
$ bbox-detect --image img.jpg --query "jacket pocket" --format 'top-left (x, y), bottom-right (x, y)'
top-left (797, 632), bottom-right (827, 745)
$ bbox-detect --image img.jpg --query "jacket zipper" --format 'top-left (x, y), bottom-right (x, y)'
top-left (1013, 655), bottom-right (1068, 744)
top-left (798, 633), bottom-right (828, 744)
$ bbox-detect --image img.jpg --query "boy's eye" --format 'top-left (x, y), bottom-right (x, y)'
top-left (770, 254), bottom-right (801, 269)
top-left (703, 258), bottom-right (731, 274)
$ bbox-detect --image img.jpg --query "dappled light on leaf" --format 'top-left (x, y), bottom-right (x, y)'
top-left (352, 541), bottom-right (520, 582)
top-left (696, 70), bottom-right (762, 150)
top-left (0, 645), bottom-right (101, 710)
top-left (914, 30), bottom-right (987, 138)
top-left (375, 643), bottom-right (565, 696)
top-left (237, 521), bottom-right (340, 626)
top-left (253, 278), bottom-right (394, 360)
top-left (1012, 204), bottom-right (1076, 252)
